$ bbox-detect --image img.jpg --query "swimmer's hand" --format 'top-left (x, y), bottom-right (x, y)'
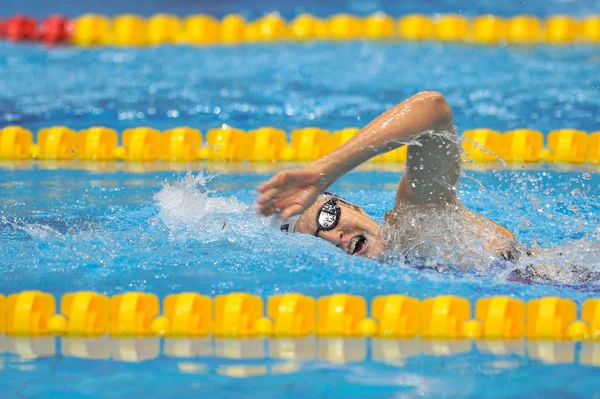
top-left (257, 169), bottom-right (325, 219)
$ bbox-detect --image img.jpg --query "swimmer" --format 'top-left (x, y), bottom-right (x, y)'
top-left (256, 91), bottom-right (520, 264)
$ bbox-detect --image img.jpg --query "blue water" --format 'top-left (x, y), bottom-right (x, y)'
top-left (1, 44), bottom-right (599, 134)
top-left (1, 0), bottom-right (600, 398)
top-left (0, 165), bottom-right (599, 398)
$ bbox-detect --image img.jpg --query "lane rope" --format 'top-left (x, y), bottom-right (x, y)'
top-left (2, 291), bottom-right (598, 340)
top-left (1, 13), bottom-right (599, 46)
top-left (1, 125), bottom-right (598, 164)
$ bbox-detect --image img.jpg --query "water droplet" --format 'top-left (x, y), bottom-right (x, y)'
top-left (582, 173), bottom-right (592, 180)
top-left (520, 217), bottom-right (532, 228)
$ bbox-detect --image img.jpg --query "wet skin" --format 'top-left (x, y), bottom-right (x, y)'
top-left (293, 198), bottom-right (386, 258)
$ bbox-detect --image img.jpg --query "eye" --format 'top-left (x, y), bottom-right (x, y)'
top-left (318, 213), bottom-right (336, 228)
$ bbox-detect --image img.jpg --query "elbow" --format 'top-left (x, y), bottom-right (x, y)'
top-left (416, 91), bottom-right (453, 124)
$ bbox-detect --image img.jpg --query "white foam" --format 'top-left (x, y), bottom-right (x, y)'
top-left (514, 239), bottom-right (600, 284)
top-left (18, 223), bottom-right (64, 240)
top-left (154, 172), bottom-right (255, 241)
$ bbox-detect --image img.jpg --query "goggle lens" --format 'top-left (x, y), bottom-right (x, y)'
top-left (315, 198), bottom-right (341, 236)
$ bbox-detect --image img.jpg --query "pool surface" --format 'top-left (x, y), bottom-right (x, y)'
top-left (1, 0), bottom-right (600, 398)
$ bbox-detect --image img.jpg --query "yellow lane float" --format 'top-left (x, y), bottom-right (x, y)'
top-left (545, 15), bottom-right (579, 44)
top-left (183, 15), bottom-right (220, 45)
top-left (121, 127), bottom-right (162, 161)
top-left (76, 126), bottom-right (118, 161)
top-left (317, 294), bottom-right (371, 337)
top-left (462, 128), bottom-right (504, 162)
top-left (247, 127), bottom-right (287, 161)
top-left (290, 127), bottom-right (330, 161)
top-left (162, 127), bottom-right (202, 161)
top-left (547, 129), bottom-right (589, 164)
top-left (398, 14), bottom-right (434, 40)
top-left (267, 293), bottom-right (316, 337)
top-left (111, 14), bottom-right (147, 46)
top-left (503, 128), bottom-right (544, 162)
top-left (507, 15), bottom-right (542, 43)
top-left (421, 295), bottom-right (471, 339)
top-left (0, 294), bottom-right (4, 333)
top-left (527, 297), bottom-right (576, 340)
top-left (214, 293), bottom-right (264, 337)
top-left (472, 15), bottom-right (507, 44)
top-left (371, 295), bottom-right (420, 338)
top-left (476, 296), bottom-right (525, 339)
top-left (6, 291), bottom-right (56, 336)
top-left (51, 292), bottom-right (110, 336)
top-left (327, 14), bottom-right (364, 40)
top-left (581, 16), bottom-right (600, 42)
top-left (250, 14), bottom-right (289, 42)
top-left (434, 14), bottom-right (469, 42)
top-left (364, 13), bottom-right (395, 39)
top-left (330, 127), bottom-right (359, 149)
top-left (153, 293), bottom-right (212, 337)
top-left (0, 125), bottom-right (33, 159)
top-left (72, 14), bottom-right (111, 46)
top-left (34, 126), bottom-right (77, 160)
top-left (110, 292), bottom-right (159, 336)
top-left (203, 126), bottom-right (247, 161)
top-left (220, 14), bottom-right (247, 43)
top-left (589, 131), bottom-right (600, 163)
top-left (582, 299), bottom-right (600, 339)
top-left (147, 14), bottom-right (182, 45)
top-left (290, 14), bottom-right (328, 40)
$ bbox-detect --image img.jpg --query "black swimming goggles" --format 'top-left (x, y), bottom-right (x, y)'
top-left (314, 192), bottom-right (360, 237)
top-left (314, 197), bottom-right (341, 237)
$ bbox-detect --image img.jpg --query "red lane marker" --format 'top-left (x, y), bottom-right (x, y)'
top-left (39, 14), bottom-right (72, 45)
top-left (5, 15), bottom-right (38, 41)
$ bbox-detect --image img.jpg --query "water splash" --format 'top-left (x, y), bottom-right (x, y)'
top-left (154, 172), bottom-right (251, 240)
top-left (513, 240), bottom-right (600, 285)
top-left (376, 135), bottom-right (600, 285)
top-left (153, 172), bottom-right (301, 249)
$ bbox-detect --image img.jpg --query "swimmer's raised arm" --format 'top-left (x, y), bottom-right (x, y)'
top-left (257, 91), bottom-right (460, 219)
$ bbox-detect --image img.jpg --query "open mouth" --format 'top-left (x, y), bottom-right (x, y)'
top-left (349, 235), bottom-right (367, 255)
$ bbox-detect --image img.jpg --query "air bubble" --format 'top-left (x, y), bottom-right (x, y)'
top-left (582, 173), bottom-right (592, 180)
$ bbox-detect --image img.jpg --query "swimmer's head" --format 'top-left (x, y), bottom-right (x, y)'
top-left (281, 192), bottom-right (385, 258)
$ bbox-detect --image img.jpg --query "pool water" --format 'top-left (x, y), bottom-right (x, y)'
top-left (1, 166), bottom-right (599, 296)
top-left (2, 0), bottom-right (600, 397)
top-left (0, 165), bottom-right (599, 398)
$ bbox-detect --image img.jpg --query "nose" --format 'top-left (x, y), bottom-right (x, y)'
top-left (320, 227), bottom-right (345, 247)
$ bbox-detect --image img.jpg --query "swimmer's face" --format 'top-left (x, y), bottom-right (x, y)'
top-left (294, 198), bottom-right (385, 258)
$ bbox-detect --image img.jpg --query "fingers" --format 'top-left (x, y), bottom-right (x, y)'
top-left (256, 182), bottom-right (269, 193)
top-left (257, 171), bottom-right (287, 193)
top-left (258, 195), bottom-right (306, 219)
top-left (281, 204), bottom-right (306, 220)
top-left (257, 200), bottom-right (277, 216)
top-left (261, 204), bottom-right (278, 216)
top-left (256, 187), bottom-right (281, 216)
top-left (256, 169), bottom-right (317, 219)
top-left (256, 188), bottom-right (279, 205)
